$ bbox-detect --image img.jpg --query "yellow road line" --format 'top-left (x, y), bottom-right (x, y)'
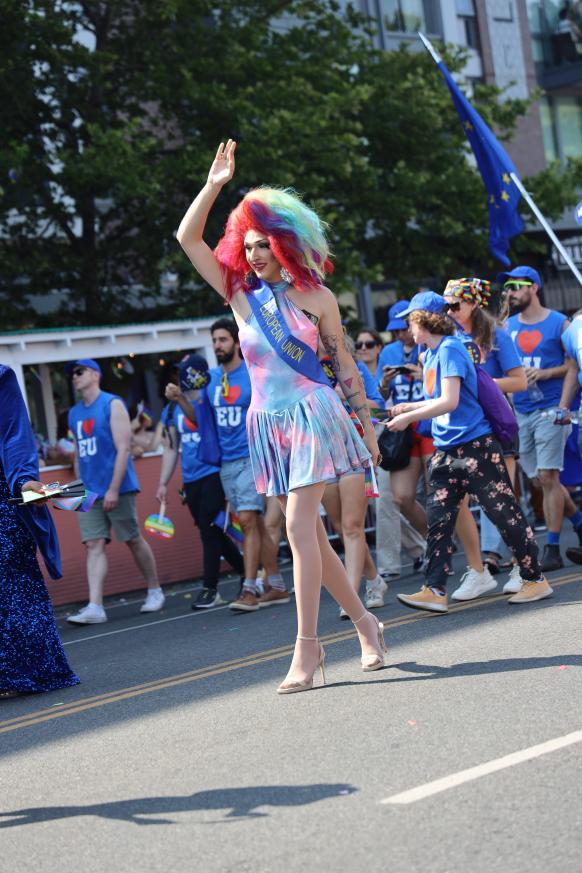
top-left (2, 572), bottom-right (580, 736)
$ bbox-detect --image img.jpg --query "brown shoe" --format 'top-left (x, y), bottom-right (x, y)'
top-left (258, 588), bottom-right (291, 607)
top-left (508, 578), bottom-right (553, 604)
top-left (397, 586), bottom-right (448, 613)
top-left (229, 589), bottom-right (260, 612)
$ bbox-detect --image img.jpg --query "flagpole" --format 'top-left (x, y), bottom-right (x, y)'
top-left (418, 32), bottom-right (582, 288)
top-left (510, 172), bottom-right (582, 286)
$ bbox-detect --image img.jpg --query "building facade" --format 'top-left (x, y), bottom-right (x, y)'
top-left (355, 0), bottom-right (582, 317)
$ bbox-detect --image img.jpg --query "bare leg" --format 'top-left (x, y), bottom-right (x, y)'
top-left (278, 483), bottom-right (383, 685)
top-left (257, 514), bottom-right (279, 576)
top-left (126, 536), bottom-right (159, 587)
top-left (455, 496), bottom-right (484, 572)
top-left (363, 544), bottom-right (378, 581)
top-left (86, 538), bottom-right (108, 605)
top-left (338, 474), bottom-right (368, 593)
top-left (264, 495), bottom-right (285, 546)
top-left (538, 469), bottom-right (566, 534)
top-left (238, 509), bottom-right (262, 581)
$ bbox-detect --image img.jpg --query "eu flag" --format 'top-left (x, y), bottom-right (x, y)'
top-left (436, 57), bottom-right (524, 266)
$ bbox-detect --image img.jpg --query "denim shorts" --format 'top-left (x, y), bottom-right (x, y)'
top-left (515, 408), bottom-right (571, 477)
top-left (220, 456), bottom-right (265, 513)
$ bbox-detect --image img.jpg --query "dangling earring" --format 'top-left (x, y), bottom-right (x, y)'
top-left (245, 271), bottom-right (259, 289)
top-left (280, 267), bottom-right (294, 284)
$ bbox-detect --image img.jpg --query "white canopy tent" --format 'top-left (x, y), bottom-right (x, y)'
top-left (0, 317), bottom-right (220, 443)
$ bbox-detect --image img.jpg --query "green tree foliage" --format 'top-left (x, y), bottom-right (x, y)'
top-left (0, 1), bottom-right (579, 329)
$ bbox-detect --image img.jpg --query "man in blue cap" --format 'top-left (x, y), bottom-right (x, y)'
top-left (157, 353), bottom-right (245, 608)
top-left (66, 359), bottom-right (163, 623)
top-left (501, 267), bottom-right (580, 571)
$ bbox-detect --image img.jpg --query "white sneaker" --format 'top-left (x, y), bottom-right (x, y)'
top-left (339, 606), bottom-right (350, 621)
top-left (67, 603), bottom-right (107, 624)
top-left (503, 565), bottom-right (522, 594)
top-left (140, 588), bottom-right (165, 613)
top-left (451, 567), bottom-right (497, 601)
top-left (365, 575), bottom-right (388, 609)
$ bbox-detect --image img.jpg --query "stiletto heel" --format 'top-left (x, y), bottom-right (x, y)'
top-left (353, 612), bottom-right (388, 672)
top-left (277, 635), bottom-right (326, 694)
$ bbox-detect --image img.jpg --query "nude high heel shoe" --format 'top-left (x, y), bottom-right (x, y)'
top-left (353, 612), bottom-right (388, 672)
top-left (277, 636), bottom-right (326, 694)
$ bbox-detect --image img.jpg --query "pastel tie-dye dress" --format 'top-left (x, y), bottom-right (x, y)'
top-left (239, 282), bottom-right (371, 496)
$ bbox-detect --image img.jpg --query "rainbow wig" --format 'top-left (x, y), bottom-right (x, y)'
top-left (215, 187), bottom-right (333, 299)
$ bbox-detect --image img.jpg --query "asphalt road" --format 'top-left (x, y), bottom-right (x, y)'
top-left (1, 537), bottom-right (582, 873)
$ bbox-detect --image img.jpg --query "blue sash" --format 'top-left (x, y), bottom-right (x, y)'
top-left (246, 282), bottom-right (329, 386)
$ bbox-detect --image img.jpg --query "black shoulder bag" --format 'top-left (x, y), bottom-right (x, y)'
top-left (377, 379), bottom-right (414, 472)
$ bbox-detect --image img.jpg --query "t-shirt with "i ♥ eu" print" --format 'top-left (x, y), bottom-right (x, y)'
top-left (507, 309), bottom-right (568, 413)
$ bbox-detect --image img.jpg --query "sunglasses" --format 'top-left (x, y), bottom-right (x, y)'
top-left (221, 372), bottom-right (230, 398)
top-left (444, 301), bottom-right (462, 312)
top-left (355, 340), bottom-right (378, 350)
top-left (503, 281), bottom-right (533, 290)
top-left (71, 367), bottom-right (86, 377)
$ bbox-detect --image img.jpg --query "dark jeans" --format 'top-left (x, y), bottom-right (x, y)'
top-left (183, 473), bottom-right (244, 589)
top-left (426, 436), bottom-right (541, 589)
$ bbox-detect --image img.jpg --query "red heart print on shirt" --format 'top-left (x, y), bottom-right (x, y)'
top-left (425, 369), bottom-right (436, 397)
top-left (517, 330), bottom-right (542, 355)
top-left (82, 418), bottom-right (95, 436)
top-left (224, 385), bottom-right (241, 405)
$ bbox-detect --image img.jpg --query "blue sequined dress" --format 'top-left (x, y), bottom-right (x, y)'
top-left (0, 472), bottom-right (79, 694)
top-left (0, 366), bottom-right (79, 695)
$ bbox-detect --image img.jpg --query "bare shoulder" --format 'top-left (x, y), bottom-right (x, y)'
top-left (288, 284), bottom-right (336, 319)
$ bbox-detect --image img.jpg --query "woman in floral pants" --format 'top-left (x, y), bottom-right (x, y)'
top-left (385, 291), bottom-right (550, 613)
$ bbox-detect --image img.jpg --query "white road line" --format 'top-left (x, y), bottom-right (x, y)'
top-left (381, 729), bottom-right (582, 805)
top-left (62, 604), bottom-right (231, 645)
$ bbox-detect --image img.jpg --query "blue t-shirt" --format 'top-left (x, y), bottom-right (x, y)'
top-left (481, 326), bottom-right (522, 379)
top-left (377, 339), bottom-right (423, 404)
top-left (357, 361), bottom-right (383, 407)
top-left (68, 391), bottom-right (140, 498)
top-left (422, 336), bottom-right (491, 448)
top-left (562, 316), bottom-right (582, 388)
top-left (165, 403), bottom-right (220, 484)
top-left (205, 361), bottom-right (251, 462)
top-left (507, 310), bottom-right (568, 413)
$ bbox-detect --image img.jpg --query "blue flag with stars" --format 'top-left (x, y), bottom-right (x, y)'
top-left (437, 60), bottom-right (524, 266)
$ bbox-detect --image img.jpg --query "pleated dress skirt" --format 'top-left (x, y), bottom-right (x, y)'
top-left (247, 384), bottom-right (372, 497)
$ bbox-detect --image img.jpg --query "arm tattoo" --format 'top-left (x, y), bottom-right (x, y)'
top-left (321, 334), bottom-right (373, 429)
top-left (320, 333), bottom-right (342, 373)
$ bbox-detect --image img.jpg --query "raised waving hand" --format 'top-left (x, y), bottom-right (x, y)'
top-left (207, 140), bottom-right (236, 188)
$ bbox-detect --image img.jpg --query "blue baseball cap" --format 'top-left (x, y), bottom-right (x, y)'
top-left (497, 266), bottom-right (542, 288)
top-left (179, 353), bottom-right (210, 392)
top-left (385, 300), bottom-right (410, 331)
top-left (398, 291), bottom-right (447, 320)
top-left (65, 358), bottom-right (102, 375)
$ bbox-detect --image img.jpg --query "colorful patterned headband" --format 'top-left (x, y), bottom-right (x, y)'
top-left (444, 277), bottom-right (492, 308)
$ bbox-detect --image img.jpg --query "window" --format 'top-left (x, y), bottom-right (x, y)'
top-left (456, 0), bottom-right (481, 50)
top-left (539, 97), bottom-right (558, 162)
top-left (540, 95), bottom-right (582, 163)
top-left (381, 0), bottom-right (425, 32)
top-left (557, 96), bottom-right (582, 158)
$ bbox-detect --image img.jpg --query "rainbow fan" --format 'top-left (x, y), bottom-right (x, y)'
top-left (145, 501), bottom-right (175, 539)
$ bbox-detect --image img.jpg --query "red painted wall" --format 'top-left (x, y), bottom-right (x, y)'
top-left (40, 456), bottom-right (207, 606)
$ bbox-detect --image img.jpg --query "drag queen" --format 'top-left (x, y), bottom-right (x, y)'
top-left (0, 365), bottom-right (79, 697)
top-left (177, 140), bottom-right (385, 693)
